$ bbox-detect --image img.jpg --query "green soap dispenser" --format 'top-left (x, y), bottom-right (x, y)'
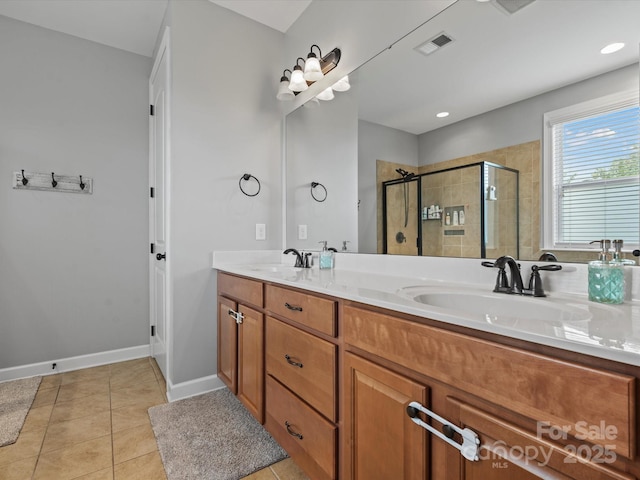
top-left (319, 241), bottom-right (334, 270)
top-left (588, 239), bottom-right (624, 304)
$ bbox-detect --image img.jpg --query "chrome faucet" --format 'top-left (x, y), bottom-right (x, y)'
top-left (283, 248), bottom-right (311, 268)
top-left (482, 255), bottom-right (562, 297)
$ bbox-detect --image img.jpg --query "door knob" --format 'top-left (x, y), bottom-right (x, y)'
top-left (156, 253), bottom-right (166, 261)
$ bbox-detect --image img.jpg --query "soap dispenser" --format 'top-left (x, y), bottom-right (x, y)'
top-left (319, 241), bottom-right (334, 270)
top-left (588, 239), bottom-right (624, 304)
top-left (612, 239), bottom-right (636, 265)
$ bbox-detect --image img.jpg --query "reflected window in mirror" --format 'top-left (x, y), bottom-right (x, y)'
top-left (543, 90), bottom-right (640, 252)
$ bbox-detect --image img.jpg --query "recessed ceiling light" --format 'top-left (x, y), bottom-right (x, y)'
top-left (601, 42), bottom-right (625, 54)
top-left (436, 111), bottom-right (450, 118)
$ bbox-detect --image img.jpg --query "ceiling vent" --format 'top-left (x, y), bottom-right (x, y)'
top-left (492, 0), bottom-right (536, 15)
top-left (414, 32), bottom-right (454, 57)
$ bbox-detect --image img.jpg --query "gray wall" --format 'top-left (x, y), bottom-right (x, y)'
top-left (358, 120), bottom-right (419, 254)
top-left (286, 94), bottom-right (358, 252)
top-left (0, 16), bottom-right (152, 368)
top-left (168, 0), bottom-right (283, 385)
top-left (418, 64), bottom-right (639, 165)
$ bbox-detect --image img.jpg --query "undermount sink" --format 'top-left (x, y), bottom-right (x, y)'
top-left (397, 285), bottom-right (620, 325)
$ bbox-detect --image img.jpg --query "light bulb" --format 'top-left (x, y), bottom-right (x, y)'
top-left (289, 67), bottom-right (308, 92)
top-left (276, 79), bottom-right (294, 101)
top-left (303, 55), bottom-right (323, 82)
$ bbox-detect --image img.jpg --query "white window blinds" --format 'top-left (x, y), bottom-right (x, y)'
top-left (545, 91), bottom-right (640, 249)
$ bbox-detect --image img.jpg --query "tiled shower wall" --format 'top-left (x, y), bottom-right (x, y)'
top-left (377, 140), bottom-right (541, 260)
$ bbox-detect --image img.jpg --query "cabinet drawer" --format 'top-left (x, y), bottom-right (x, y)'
top-left (266, 316), bottom-right (337, 421)
top-left (344, 305), bottom-right (636, 459)
top-left (265, 375), bottom-right (337, 480)
top-left (265, 284), bottom-right (336, 337)
top-left (218, 272), bottom-right (263, 308)
top-left (446, 397), bottom-right (635, 480)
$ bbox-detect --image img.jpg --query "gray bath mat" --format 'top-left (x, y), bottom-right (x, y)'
top-left (149, 387), bottom-right (287, 480)
top-left (0, 376), bottom-right (42, 447)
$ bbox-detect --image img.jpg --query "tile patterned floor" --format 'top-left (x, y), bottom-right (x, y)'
top-left (0, 358), bottom-right (307, 480)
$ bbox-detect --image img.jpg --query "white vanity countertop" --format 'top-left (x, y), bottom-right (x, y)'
top-left (212, 250), bottom-right (640, 367)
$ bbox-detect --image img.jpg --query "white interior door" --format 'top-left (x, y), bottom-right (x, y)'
top-left (149, 28), bottom-right (170, 382)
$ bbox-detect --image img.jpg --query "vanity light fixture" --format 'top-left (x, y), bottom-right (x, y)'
top-left (289, 58), bottom-right (309, 92)
top-left (436, 111), bottom-right (450, 118)
top-left (277, 46), bottom-right (342, 100)
top-left (600, 42), bottom-right (625, 54)
top-left (303, 44), bottom-right (324, 81)
top-left (276, 69), bottom-right (294, 101)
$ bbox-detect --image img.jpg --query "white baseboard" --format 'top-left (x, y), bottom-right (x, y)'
top-left (0, 345), bottom-right (150, 383)
top-left (167, 374), bottom-right (225, 402)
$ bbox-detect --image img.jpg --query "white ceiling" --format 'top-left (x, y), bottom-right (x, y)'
top-left (355, 0), bottom-right (640, 135)
top-left (0, 0), bottom-right (168, 57)
top-left (0, 0), bottom-right (309, 57)
top-left (210, 0), bottom-right (311, 33)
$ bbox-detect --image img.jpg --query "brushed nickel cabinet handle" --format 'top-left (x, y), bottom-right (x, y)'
top-left (285, 421), bottom-right (303, 440)
top-left (284, 354), bottom-right (303, 368)
top-left (284, 302), bottom-right (303, 312)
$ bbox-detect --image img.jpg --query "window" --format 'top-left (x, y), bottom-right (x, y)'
top-left (543, 91), bottom-right (640, 250)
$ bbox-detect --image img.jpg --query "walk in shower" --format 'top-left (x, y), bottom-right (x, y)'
top-left (382, 162), bottom-right (519, 258)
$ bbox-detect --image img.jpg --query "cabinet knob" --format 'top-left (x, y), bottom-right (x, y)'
top-left (156, 253), bottom-right (166, 261)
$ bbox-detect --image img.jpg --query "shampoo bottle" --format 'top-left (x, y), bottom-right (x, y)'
top-left (588, 239), bottom-right (624, 304)
top-left (319, 241), bottom-right (334, 270)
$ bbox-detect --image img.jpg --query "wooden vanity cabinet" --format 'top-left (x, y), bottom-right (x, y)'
top-left (342, 303), bottom-right (638, 480)
top-left (216, 271), bottom-right (639, 480)
top-left (217, 272), bottom-right (264, 423)
top-left (343, 352), bottom-right (429, 480)
top-left (264, 284), bottom-right (339, 480)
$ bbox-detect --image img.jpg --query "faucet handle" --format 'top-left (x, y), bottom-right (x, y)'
top-left (527, 264), bottom-right (562, 297)
top-left (482, 260), bottom-right (511, 292)
top-left (303, 252), bottom-right (312, 268)
top-left (534, 264), bottom-right (562, 272)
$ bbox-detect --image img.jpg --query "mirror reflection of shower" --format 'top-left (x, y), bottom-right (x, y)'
top-left (395, 168), bottom-right (416, 228)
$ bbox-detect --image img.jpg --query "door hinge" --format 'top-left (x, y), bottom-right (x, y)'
top-left (151, 325), bottom-right (156, 337)
top-left (150, 104), bottom-right (155, 116)
top-left (150, 243), bottom-right (155, 254)
top-left (150, 187), bottom-right (155, 198)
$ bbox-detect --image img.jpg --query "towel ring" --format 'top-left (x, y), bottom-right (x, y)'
top-left (310, 182), bottom-right (327, 202)
top-left (239, 173), bottom-right (261, 197)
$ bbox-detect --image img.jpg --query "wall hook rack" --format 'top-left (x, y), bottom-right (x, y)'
top-left (239, 173), bottom-right (261, 197)
top-left (13, 170), bottom-right (93, 194)
top-left (310, 181), bottom-right (327, 202)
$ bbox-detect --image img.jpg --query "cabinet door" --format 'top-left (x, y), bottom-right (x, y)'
top-left (217, 296), bottom-right (238, 394)
top-left (343, 353), bottom-right (428, 480)
top-left (444, 398), bottom-right (634, 480)
top-left (238, 304), bottom-right (264, 423)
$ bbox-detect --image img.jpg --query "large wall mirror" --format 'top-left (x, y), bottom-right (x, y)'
top-left (285, 0), bottom-right (640, 262)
